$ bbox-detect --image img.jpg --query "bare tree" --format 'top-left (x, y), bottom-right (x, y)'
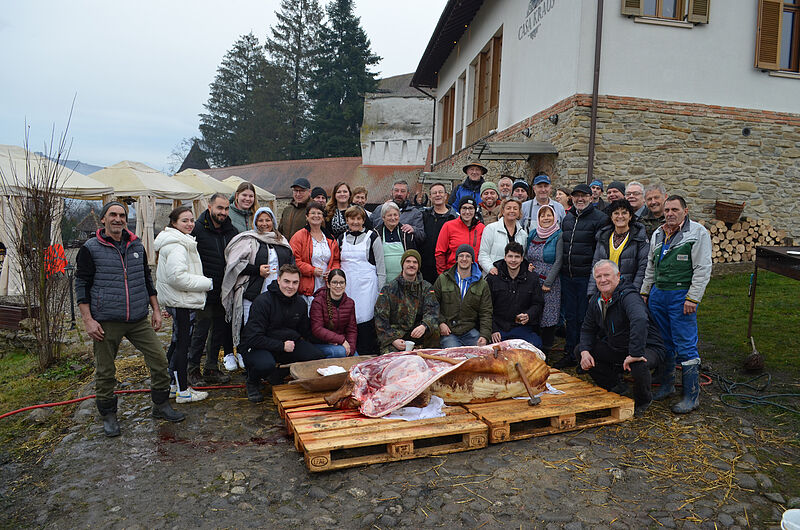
top-left (0, 124), bottom-right (75, 370)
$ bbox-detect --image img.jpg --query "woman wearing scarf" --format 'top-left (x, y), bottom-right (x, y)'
top-left (525, 205), bottom-right (563, 357)
top-left (221, 206), bottom-right (294, 370)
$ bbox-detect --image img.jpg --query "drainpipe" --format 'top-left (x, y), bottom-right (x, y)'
top-left (586, 0), bottom-right (604, 184)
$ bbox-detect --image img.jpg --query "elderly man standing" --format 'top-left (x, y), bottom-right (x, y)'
top-left (641, 195), bottom-right (712, 414)
top-left (579, 260), bottom-right (664, 417)
top-left (76, 202), bottom-right (184, 437)
top-left (371, 180), bottom-right (425, 242)
top-left (498, 175), bottom-right (514, 200)
top-left (520, 174), bottom-right (566, 232)
top-left (421, 183), bottom-right (457, 284)
top-left (625, 181), bottom-right (648, 218)
top-left (279, 178), bottom-right (312, 240)
top-left (641, 183), bottom-right (667, 238)
top-left (448, 161), bottom-right (487, 210)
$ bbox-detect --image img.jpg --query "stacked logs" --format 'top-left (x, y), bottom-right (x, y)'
top-left (703, 217), bottom-right (786, 263)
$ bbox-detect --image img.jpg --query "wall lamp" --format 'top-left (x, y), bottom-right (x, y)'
top-left (521, 127), bottom-right (532, 138)
top-left (548, 114), bottom-right (559, 125)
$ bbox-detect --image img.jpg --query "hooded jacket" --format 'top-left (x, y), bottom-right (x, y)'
top-left (578, 281), bottom-right (665, 358)
top-left (374, 273), bottom-right (440, 353)
top-left (192, 209), bottom-right (238, 304)
top-left (310, 287), bottom-right (358, 347)
top-left (433, 262), bottom-right (493, 340)
top-left (240, 280), bottom-right (311, 353)
top-left (153, 227), bottom-right (212, 309)
top-left (434, 217), bottom-right (485, 274)
top-left (588, 221), bottom-right (650, 297)
top-left (485, 258), bottom-right (544, 333)
top-left (561, 203), bottom-right (608, 278)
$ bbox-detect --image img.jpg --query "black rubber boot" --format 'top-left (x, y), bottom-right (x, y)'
top-left (96, 397), bottom-right (121, 437)
top-left (246, 381), bottom-right (264, 403)
top-left (151, 390), bottom-right (186, 422)
top-left (652, 353), bottom-right (676, 401)
top-left (672, 363), bottom-right (700, 414)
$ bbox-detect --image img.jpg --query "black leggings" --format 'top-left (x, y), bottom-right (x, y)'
top-left (168, 308), bottom-right (193, 389)
top-left (245, 340), bottom-right (325, 385)
top-left (356, 320), bottom-right (379, 355)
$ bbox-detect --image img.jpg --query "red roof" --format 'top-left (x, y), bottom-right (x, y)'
top-left (204, 157), bottom-right (424, 201)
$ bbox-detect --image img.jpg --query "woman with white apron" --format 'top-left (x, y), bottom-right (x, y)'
top-left (377, 201), bottom-right (416, 285)
top-left (337, 205), bottom-right (385, 355)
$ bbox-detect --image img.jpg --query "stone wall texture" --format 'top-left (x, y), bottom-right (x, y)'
top-left (433, 94), bottom-right (800, 241)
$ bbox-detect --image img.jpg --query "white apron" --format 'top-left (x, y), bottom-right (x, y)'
top-left (341, 233), bottom-right (379, 324)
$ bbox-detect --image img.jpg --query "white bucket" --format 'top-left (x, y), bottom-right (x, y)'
top-left (782, 509), bottom-right (800, 530)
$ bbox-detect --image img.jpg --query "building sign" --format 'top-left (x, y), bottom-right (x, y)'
top-left (518, 0), bottom-right (556, 40)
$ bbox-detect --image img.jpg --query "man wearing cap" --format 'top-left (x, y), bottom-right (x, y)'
top-left (421, 183), bottom-right (458, 284)
top-left (374, 249), bottom-right (440, 354)
top-left (512, 180), bottom-right (530, 202)
top-left (625, 181), bottom-right (648, 218)
top-left (310, 187), bottom-right (328, 207)
top-left (370, 180), bottom-right (426, 242)
top-left (590, 180), bottom-right (606, 210)
top-left (448, 161), bottom-right (487, 210)
top-left (435, 196), bottom-right (485, 275)
top-left (279, 178), bottom-right (312, 240)
top-left (479, 181), bottom-right (502, 224)
top-left (605, 181), bottom-right (626, 203)
top-left (433, 244), bottom-right (493, 348)
top-left (521, 174), bottom-right (566, 232)
top-left (555, 183), bottom-right (608, 369)
top-left (498, 176), bottom-right (514, 199)
top-left (76, 202), bottom-right (185, 437)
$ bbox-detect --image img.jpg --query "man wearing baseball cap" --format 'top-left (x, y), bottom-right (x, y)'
top-left (521, 174), bottom-right (566, 232)
top-left (555, 183), bottom-right (608, 369)
top-left (448, 161), bottom-right (487, 210)
top-left (278, 177), bottom-right (312, 239)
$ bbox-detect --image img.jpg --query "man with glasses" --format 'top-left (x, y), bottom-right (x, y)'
top-left (625, 181), bottom-right (648, 218)
top-left (279, 177), bottom-right (312, 240)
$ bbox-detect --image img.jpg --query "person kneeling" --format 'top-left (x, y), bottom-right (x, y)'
top-left (239, 264), bottom-right (325, 402)
top-left (310, 269), bottom-right (358, 358)
top-left (577, 260), bottom-right (664, 417)
top-left (374, 250), bottom-right (440, 354)
top-left (433, 244), bottom-right (492, 348)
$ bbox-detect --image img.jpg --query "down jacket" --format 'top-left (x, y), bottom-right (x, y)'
top-left (154, 227), bottom-right (212, 309)
top-left (192, 209), bottom-right (238, 304)
top-left (310, 287), bottom-right (358, 347)
top-left (588, 222), bottom-right (650, 297)
top-left (240, 280), bottom-right (312, 353)
top-left (477, 219), bottom-right (528, 273)
top-left (561, 203), bottom-right (607, 278)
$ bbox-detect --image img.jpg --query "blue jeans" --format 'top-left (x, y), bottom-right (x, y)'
top-left (497, 326), bottom-right (542, 348)
top-left (561, 274), bottom-right (590, 359)
top-left (648, 287), bottom-right (699, 363)
top-left (440, 328), bottom-right (480, 348)
top-left (316, 344), bottom-right (359, 358)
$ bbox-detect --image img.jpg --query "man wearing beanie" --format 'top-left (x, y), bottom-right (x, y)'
top-left (435, 196), bottom-right (485, 274)
top-left (433, 244), bottom-right (493, 347)
top-left (75, 202), bottom-right (185, 437)
top-left (590, 179), bottom-right (605, 210)
top-left (606, 181), bottom-right (626, 203)
top-left (479, 181), bottom-right (502, 224)
top-left (310, 187), bottom-right (328, 206)
top-left (374, 249), bottom-right (440, 354)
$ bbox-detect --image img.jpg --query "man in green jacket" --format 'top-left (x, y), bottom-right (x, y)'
top-left (433, 244), bottom-right (493, 348)
top-left (374, 250), bottom-right (440, 354)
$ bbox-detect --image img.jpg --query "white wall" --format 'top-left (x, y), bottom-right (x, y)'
top-left (361, 95), bottom-right (433, 165)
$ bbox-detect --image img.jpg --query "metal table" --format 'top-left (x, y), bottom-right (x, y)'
top-left (747, 246), bottom-right (800, 338)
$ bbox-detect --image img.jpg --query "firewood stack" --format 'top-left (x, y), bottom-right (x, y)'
top-left (702, 217), bottom-right (786, 263)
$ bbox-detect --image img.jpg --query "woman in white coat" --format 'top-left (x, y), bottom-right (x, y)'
top-left (154, 206), bottom-right (213, 404)
top-left (478, 198), bottom-right (528, 275)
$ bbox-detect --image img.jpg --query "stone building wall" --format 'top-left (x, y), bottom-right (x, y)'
top-left (433, 95), bottom-right (800, 240)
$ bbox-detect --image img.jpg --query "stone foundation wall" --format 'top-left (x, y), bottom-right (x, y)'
top-left (434, 95), bottom-right (800, 240)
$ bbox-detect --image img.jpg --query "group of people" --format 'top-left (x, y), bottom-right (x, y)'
top-left (76, 164), bottom-right (711, 437)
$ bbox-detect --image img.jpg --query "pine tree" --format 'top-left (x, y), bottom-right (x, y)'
top-left (265, 0), bottom-right (325, 159)
top-left (305, 0), bottom-right (380, 158)
top-left (199, 33), bottom-right (290, 166)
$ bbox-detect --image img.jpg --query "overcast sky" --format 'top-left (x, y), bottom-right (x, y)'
top-left (0, 1), bottom-right (447, 172)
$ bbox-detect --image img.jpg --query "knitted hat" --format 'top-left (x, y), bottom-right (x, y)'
top-left (458, 196), bottom-right (477, 210)
top-left (311, 186), bottom-right (328, 200)
top-left (512, 180), bottom-right (529, 191)
top-left (455, 244), bottom-right (475, 260)
top-left (590, 179), bottom-right (604, 190)
top-left (400, 249), bottom-right (422, 267)
top-left (607, 181), bottom-right (626, 194)
top-left (480, 181), bottom-right (499, 196)
top-left (99, 201), bottom-right (128, 220)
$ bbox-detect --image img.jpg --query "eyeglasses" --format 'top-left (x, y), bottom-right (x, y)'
top-left (625, 191), bottom-right (642, 196)
top-left (329, 280), bottom-right (346, 286)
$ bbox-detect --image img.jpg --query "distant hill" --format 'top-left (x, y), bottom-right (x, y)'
top-left (34, 152), bottom-right (103, 175)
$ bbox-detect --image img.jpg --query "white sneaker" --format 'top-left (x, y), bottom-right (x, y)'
top-left (223, 353), bottom-right (238, 371)
top-left (235, 352), bottom-right (245, 369)
top-left (176, 387), bottom-right (209, 404)
top-left (169, 383), bottom-right (177, 399)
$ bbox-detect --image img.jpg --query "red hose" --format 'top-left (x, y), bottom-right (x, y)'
top-left (0, 384), bottom-right (246, 420)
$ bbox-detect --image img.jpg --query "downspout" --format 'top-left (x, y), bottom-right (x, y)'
top-left (586, 0), bottom-right (604, 184)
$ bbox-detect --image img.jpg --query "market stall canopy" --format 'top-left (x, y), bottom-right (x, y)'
top-left (221, 175), bottom-right (276, 202)
top-left (0, 144), bottom-right (113, 199)
top-left (88, 160), bottom-right (202, 200)
top-left (172, 168), bottom-right (236, 197)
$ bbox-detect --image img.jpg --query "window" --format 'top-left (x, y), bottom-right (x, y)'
top-left (621, 0), bottom-right (709, 23)
top-left (466, 33), bottom-right (502, 145)
top-left (436, 85), bottom-right (455, 161)
top-left (755, 0), bottom-right (800, 72)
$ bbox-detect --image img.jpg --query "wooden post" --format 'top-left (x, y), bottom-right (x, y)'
top-left (746, 263), bottom-right (759, 339)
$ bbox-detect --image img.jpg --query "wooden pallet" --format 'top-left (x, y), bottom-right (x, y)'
top-left (286, 406), bottom-right (488, 472)
top-left (464, 369), bottom-right (634, 443)
top-left (272, 384), bottom-right (331, 420)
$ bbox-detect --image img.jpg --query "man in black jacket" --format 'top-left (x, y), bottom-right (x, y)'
top-left (486, 242), bottom-right (544, 348)
top-left (578, 260), bottom-right (664, 417)
top-left (556, 183), bottom-right (608, 368)
top-left (188, 193), bottom-right (238, 385)
top-left (240, 264), bottom-right (324, 402)
top-left (420, 183), bottom-right (457, 283)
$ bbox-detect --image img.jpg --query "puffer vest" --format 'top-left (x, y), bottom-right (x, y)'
top-left (84, 230), bottom-right (149, 322)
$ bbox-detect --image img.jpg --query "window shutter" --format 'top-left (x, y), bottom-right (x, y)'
top-left (754, 0), bottom-right (783, 70)
top-left (687, 0), bottom-right (710, 24)
top-left (620, 0), bottom-right (643, 16)
top-left (490, 36), bottom-right (502, 110)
